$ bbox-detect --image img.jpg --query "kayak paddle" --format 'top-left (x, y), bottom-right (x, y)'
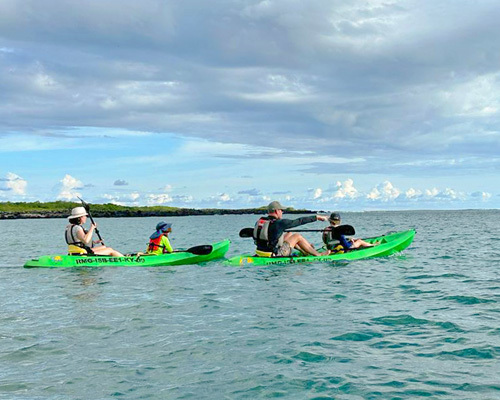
top-left (239, 228), bottom-right (254, 238)
top-left (287, 225), bottom-right (355, 236)
top-left (239, 225), bottom-right (355, 238)
top-left (77, 196), bottom-right (105, 245)
top-left (184, 245), bottom-right (213, 256)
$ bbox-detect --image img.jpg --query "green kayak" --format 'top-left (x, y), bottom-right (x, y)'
top-left (24, 239), bottom-right (231, 268)
top-left (225, 230), bottom-right (415, 266)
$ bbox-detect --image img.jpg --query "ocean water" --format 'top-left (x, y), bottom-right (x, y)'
top-left (1, 210), bottom-right (499, 399)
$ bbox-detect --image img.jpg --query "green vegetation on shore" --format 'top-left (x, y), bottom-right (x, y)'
top-left (0, 201), bottom-right (314, 219)
top-left (0, 201), bottom-right (178, 213)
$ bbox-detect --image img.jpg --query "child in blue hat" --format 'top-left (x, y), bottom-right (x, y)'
top-left (146, 221), bottom-right (173, 255)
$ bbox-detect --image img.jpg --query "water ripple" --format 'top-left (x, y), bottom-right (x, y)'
top-left (2, 211), bottom-right (500, 399)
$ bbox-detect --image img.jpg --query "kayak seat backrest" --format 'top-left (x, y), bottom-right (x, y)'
top-left (255, 249), bottom-right (273, 258)
top-left (68, 245), bottom-right (88, 255)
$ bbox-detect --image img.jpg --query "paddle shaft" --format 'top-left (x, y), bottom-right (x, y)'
top-left (78, 197), bottom-right (104, 245)
top-left (240, 224), bottom-right (354, 237)
top-left (285, 229), bottom-right (326, 232)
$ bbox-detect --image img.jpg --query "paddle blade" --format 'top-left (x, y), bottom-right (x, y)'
top-left (185, 245), bottom-right (213, 255)
top-left (239, 228), bottom-right (254, 238)
top-left (335, 224), bottom-right (355, 236)
top-left (77, 196), bottom-right (90, 211)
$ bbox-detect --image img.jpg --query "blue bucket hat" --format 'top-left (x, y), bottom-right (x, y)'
top-left (150, 221), bottom-right (172, 239)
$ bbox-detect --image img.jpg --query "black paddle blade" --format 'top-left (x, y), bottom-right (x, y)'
top-left (335, 224), bottom-right (355, 236)
top-left (185, 245), bottom-right (213, 256)
top-left (239, 228), bottom-right (254, 238)
top-left (77, 196), bottom-right (90, 211)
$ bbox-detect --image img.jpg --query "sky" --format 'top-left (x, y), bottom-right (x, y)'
top-left (1, 0), bottom-right (499, 210)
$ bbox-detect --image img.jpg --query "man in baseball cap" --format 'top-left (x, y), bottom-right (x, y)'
top-left (252, 201), bottom-right (330, 257)
top-left (267, 201), bottom-right (284, 212)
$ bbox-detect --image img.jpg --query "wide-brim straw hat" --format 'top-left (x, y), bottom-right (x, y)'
top-left (68, 206), bottom-right (88, 219)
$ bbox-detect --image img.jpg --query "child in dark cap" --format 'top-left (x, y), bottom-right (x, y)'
top-left (322, 213), bottom-right (375, 251)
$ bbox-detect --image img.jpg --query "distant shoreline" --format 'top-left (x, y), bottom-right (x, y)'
top-left (0, 201), bottom-right (316, 220)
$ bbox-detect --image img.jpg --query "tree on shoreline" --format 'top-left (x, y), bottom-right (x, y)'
top-left (0, 201), bottom-right (312, 219)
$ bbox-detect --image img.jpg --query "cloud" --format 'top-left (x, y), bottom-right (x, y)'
top-left (130, 192), bottom-right (140, 201)
top-left (114, 179), bottom-right (129, 186)
top-left (238, 188), bottom-right (262, 196)
top-left (367, 181), bottom-right (400, 201)
top-left (57, 174), bottom-right (83, 200)
top-left (147, 193), bottom-right (173, 205)
top-left (0, 1), bottom-right (499, 208)
top-left (219, 193), bottom-right (231, 202)
top-left (422, 187), bottom-right (465, 201)
top-left (100, 191), bottom-right (141, 205)
top-left (333, 179), bottom-right (358, 199)
top-left (313, 188), bottom-right (322, 199)
top-left (0, 172), bottom-right (27, 195)
top-left (1, 0), bottom-right (499, 167)
top-left (172, 194), bottom-right (193, 203)
top-left (3, 172), bottom-right (27, 195)
top-left (404, 188), bottom-right (421, 199)
top-left (471, 191), bottom-right (492, 201)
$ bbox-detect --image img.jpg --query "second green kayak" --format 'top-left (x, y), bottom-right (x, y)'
top-left (225, 230), bottom-right (415, 266)
top-left (24, 239), bottom-right (231, 268)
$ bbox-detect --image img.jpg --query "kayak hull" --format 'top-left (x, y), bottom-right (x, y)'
top-left (24, 239), bottom-right (231, 268)
top-left (225, 230), bottom-right (415, 266)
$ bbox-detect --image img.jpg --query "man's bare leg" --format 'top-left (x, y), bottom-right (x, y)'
top-left (284, 233), bottom-right (329, 256)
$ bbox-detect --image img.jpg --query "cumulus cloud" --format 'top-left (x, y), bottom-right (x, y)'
top-left (147, 193), bottom-right (173, 205)
top-left (405, 188), bottom-right (422, 199)
top-left (57, 174), bottom-right (83, 200)
top-left (333, 179), bottom-right (358, 199)
top-left (130, 192), bottom-right (140, 201)
top-left (437, 188), bottom-right (464, 200)
top-left (1, 172), bottom-right (27, 195)
top-left (425, 188), bottom-right (440, 197)
top-left (100, 192), bottom-right (141, 205)
top-left (367, 181), bottom-right (401, 202)
top-left (114, 179), bottom-right (129, 186)
top-left (313, 188), bottom-right (322, 199)
top-left (102, 194), bottom-right (121, 205)
top-left (172, 194), bottom-right (193, 203)
top-left (471, 191), bottom-right (492, 201)
top-left (421, 187), bottom-right (465, 201)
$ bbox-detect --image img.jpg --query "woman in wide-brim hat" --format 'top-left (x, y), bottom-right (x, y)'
top-left (65, 206), bottom-right (124, 256)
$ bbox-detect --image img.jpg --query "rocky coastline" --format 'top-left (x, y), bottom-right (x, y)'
top-left (0, 207), bottom-right (316, 220)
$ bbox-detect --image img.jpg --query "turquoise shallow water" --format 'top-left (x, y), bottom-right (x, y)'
top-left (1, 210), bottom-right (500, 399)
